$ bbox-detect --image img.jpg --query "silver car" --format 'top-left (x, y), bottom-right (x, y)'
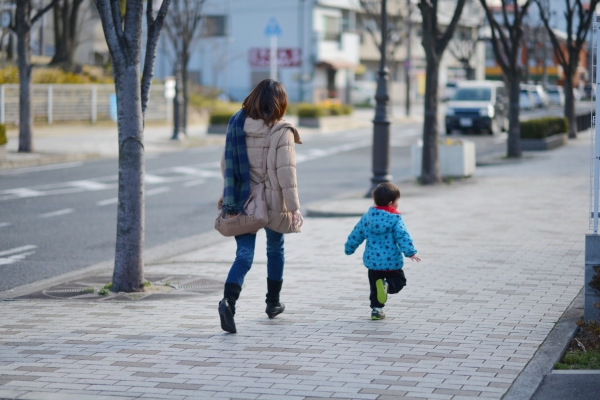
top-left (445, 81), bottom-right (509, 135)
top-left (546, 85), bottom-right (565, 106)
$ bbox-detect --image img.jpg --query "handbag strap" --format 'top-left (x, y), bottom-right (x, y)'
top-left (260, 125), bottom-right (276, 182)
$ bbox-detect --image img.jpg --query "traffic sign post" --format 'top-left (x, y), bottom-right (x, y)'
top-left (270, 36), bottom-right (277, 80)
top-left (264, 17), bottom-right (282, 81)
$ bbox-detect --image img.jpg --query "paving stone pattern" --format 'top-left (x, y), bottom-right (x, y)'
top-left (0, 134), bottom-right (590, 399)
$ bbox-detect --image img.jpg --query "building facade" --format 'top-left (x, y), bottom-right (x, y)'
top-left (153, 0), bottom-right (361, 104)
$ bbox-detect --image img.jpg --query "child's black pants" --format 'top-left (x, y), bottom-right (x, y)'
top-left (368, 268), bottom-right (407, 308)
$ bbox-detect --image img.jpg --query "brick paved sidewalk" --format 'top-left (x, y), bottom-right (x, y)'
top-left (0, 133), bottom-right (590, 400)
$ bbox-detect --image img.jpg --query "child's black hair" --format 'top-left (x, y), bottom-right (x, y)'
top-left (372, 182), bottom-right (400, 206)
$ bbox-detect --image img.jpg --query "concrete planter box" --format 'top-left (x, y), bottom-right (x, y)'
top-left (521, 133), bottom-right (567, 151)
top-left (412, 140), bottom-right (476, 178)
top-left (0, 145), bottom-right (6, 164)
top-left (298, 115), bottom-right (354, 130)
top-left (207, 124), bottom-right (228, 134)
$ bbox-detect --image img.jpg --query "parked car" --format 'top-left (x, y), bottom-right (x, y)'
top-left (519, 85), bottom-right (535, 110)
top-left (442, 81), bottom-right (458, 101)
top-left (445, 80), bottom-right (508, 135)
top-left (584, 83), bottom-right (594, 100)
top-left (546, 85), bottom-right (565, 106)
top-left (352, 82), bottom-right (376, 107)
top-left (531, 85), bottom-right (549, 108)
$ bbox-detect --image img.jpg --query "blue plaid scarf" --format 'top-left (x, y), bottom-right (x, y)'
top-left (221, 109), bottom-right (249, 215)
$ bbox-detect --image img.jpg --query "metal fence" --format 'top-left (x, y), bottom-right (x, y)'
top-left (0, 84), bottom-right (170, 125)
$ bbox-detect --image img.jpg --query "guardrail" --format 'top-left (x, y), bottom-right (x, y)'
top-left (0, 84), bottom-right (171, 125)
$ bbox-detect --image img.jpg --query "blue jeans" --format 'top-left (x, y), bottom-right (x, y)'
top-left (225, 227), bottom-right (285, 287)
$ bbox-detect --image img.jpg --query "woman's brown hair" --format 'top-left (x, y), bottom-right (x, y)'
top-left (242, 79), bottom-right (288, 127)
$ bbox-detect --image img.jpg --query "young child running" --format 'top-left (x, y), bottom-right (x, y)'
top-left (344, 182), bottom-right (420, 320)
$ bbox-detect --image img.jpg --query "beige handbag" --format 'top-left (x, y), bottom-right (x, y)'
top-left (214, 128), bottom-right (273, 237)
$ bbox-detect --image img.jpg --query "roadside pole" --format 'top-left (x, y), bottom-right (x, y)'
top-left (585, 14), bottom-right (600, 322)
top-left (367, 0), bottom-right (391, 195)
top-left (270, 36), bottom-right (277, 81)
top-left (265, 18), bottom-right (282, 81)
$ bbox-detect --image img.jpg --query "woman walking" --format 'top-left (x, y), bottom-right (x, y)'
top-left (217, 79), bottom-right (303, 333)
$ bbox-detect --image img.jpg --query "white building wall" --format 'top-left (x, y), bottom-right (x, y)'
top-left (152, 0), bottom-right (361, 103)
top-left (155, 0), bottom-right (315, 102)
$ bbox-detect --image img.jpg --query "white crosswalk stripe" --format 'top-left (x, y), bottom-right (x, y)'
top-left (39, 208), bottom-right (74, 218)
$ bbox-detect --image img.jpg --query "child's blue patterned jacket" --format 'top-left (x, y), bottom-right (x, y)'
top-left (344, 207), bottom-right (417, 270)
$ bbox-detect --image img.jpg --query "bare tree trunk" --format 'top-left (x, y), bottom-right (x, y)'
top-left (17, 23), bottom-right (33, 152)
top-left (420, 55), bottom-right (440, 184)
top-left (563, 72), bottom-right (576, 138)
top-left (51, 0), bottom-right (81, 68)
top-left (112, 66), bottom-right (145, 293)
top-left (507, 76), bottom-right (522, 158)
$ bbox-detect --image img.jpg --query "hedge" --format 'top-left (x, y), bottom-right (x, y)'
top-left (297, 103), bottom-right (353, 118)
top-left (209, 109), bottom-right (237, 125)
top-left (298, 104), bottom-right (327, 118)
top-left (0, 124), bottom-right (6, 146)
top-left (0, 66), bottom-right (113, 84)
top-left (520, 117), bottom-right (568, 139)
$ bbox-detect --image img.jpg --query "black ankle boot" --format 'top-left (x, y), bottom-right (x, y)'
top-left (219, 283), bottom-right (241, 333)
top-left (265, 278), bottom-right (285, 319)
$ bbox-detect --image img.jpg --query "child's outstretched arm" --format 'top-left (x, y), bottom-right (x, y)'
top-left (393, 217), bottom-right (418, 259)
top-left (344, 214), bottom-right (368, 255)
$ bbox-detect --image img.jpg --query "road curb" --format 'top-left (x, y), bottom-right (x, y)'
top-left (502, 287), bottom-right (583, 400)
top-left (0, 152), bottom-right (102, 171)
top-left (0, 230), bottom-right (227, 300)
top-left (305, 209), bottom-right (365, 218)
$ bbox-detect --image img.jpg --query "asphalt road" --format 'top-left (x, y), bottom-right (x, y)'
top-left (0, 122), bottom-right (507, 292)
top-left (531, 374), bottom-right (600, 400)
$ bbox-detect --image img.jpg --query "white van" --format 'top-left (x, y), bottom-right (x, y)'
top-left (445, 81), bottom-right (509, 135)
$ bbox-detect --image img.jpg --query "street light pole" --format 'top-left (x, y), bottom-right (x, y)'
top-left (368, 0), bottom-right (391, 195)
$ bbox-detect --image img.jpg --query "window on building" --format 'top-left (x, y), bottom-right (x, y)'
top-left (202, 15), bottom-right (227, 37)
top-left (323, 16), bottom-right (340, 41)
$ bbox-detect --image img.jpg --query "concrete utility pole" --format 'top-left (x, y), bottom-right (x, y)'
top-left (368, 0), bottom-right (392, 195)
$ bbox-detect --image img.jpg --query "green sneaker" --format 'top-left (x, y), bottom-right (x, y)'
top-left (375, 278), bottom-right (388, 305)
top-left (371, 307), bottom-right (385, 320)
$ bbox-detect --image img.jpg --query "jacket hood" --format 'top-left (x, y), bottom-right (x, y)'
top-left (244, 117), bottom-right (302, 144)
top-left (367, 207), bottom-right (399, 235)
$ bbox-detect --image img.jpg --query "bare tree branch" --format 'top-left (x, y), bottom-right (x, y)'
top-left (32, 0), bottom-right (59, 25)
top-left (93, 0), bottom-right (123, 64)
top-left (109, 0), bottom-right (124, 39)
top-left (141, 0), bottom-right (172, 115)
top-left (358, 0), bottom-right (405, 64)
top-left (437, 0), bottom-right (467, 54)
top-left (537, 0), bottom-right (568, 67)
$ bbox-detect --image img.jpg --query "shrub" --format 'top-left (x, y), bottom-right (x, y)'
top-left (339, 104), bottom-right (353, 115)
top-left (0, 124), bottom-right (6, 146)
top-left (298, 103), bottom-right (353, 118)
top-left (0, 66), bottom-right (18, 84)
top-left (0, 66), bottom-right (114, 84)
top-left (520, 117), bottom-right (568, 139)
top-left (209, 109), bottom-right (236, 125)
